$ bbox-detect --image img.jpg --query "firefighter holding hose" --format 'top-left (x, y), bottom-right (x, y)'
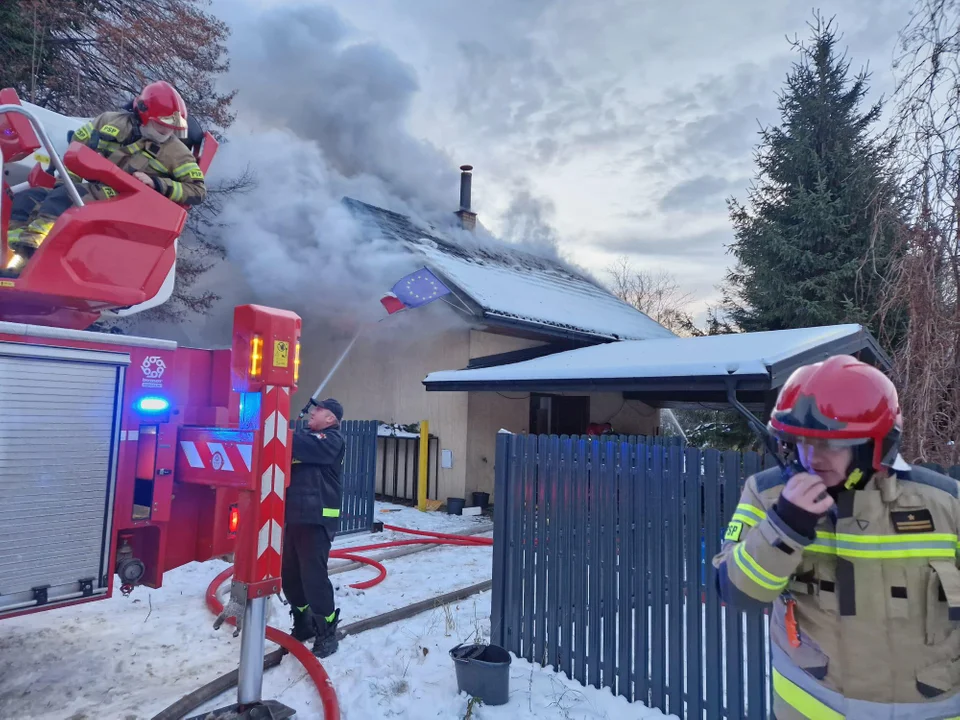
top-left (283, 398), bottom-right (345, 658)
top-left (713, 355), bottom-right (960, 719)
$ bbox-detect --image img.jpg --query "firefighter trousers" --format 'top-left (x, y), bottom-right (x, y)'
top-left (281, 523), bottom-right (336, 621)
top-left (9, 184), bottom-right (93, 253)
top-left (10, 184), bottom-right (92, 226)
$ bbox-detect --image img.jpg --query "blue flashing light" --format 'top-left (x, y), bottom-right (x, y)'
top-left (137, 396), bottom-right (170, 413)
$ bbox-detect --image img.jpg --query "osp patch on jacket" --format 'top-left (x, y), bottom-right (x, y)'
top-left (890, 508), bottom-right (935, 533)
top-left (724, 520), bottom-right (744, 543)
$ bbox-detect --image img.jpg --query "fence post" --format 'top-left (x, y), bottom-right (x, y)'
top-left (364, 421), bottom-right (377, 532)
top-left (418, 420), bottom-right (429, 511)
top-left (491, 431), bottom-right (510, 646)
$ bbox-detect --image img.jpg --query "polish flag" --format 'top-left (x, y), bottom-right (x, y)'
top-left (380, 292), bottom-right (406, 315)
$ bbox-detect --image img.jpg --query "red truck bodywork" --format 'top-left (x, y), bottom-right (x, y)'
top-left (0, 88), bottom-right (289, 623)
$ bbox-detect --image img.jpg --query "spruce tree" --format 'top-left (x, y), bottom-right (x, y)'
top-left (724, 14), bottom-right (903, 335)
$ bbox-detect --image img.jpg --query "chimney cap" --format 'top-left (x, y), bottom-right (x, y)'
top-left (460, 164), bottom-right (473, 172)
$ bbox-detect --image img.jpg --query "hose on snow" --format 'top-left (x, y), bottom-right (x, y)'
top-left (151, 523), bottom-right (492, 719)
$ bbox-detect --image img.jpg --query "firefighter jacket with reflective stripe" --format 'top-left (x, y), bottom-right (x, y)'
top-left (712, 465), bottom-right (960, 720)
top-left (70, 111), bottom-right (206, 206)
top-left (286, 427), bottom-right (344, 530)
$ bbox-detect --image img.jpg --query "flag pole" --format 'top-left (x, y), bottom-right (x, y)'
top-left (428, 268), bottom-right (475, 317)
top-left (440, 295), bottom-right (474, 317)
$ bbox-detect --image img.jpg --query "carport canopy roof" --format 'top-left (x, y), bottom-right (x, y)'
top-left (422, 323), bottom-right (891, 410)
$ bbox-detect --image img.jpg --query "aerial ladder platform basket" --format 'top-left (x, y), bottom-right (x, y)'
top-left (0, 88), bottom-right (218, 331)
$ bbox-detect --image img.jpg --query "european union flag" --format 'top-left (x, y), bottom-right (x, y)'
top-left (382, 267), bottom-right (451, 314)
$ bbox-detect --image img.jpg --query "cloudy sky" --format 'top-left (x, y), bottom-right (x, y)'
top-left (242, 0), bottom-right (910, 320)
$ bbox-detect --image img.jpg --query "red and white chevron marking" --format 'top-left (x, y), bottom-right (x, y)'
top-left (255, 385), bottom-right (290, 581)
top-left (178, 439), bottom-right (253, 473)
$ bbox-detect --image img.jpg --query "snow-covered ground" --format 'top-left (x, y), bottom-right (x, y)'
top-left (0, 502), bottom-right (676, 720)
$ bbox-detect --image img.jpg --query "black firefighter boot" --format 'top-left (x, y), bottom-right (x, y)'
top-left (312, 609), bottom-right (340, 658)
top-left (290, 605), bottom-right (316, 642)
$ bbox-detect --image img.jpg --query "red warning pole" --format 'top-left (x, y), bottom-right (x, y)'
top-left (207, 304), bottom-right (301, 719)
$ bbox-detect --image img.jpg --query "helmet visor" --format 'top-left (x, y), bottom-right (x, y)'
top-left (154, 111), bottom-right (188, 131)
top-left (770, 431), bottom-right (869, 451)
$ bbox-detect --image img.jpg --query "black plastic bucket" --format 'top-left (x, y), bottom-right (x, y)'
top-left (471, 491), bottom-right (490, 511)
top-left (449, 643), bottom-right (511, 705)
top-left (447, 497), bottom-right (465, 515)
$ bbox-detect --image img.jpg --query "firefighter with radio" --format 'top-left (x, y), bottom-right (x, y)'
top-left (712, 355), bottom-right (960, 719)
top-left (1, 80), bottom-right (206, 278)
top-left (283, 398), bottom-right (345, 658)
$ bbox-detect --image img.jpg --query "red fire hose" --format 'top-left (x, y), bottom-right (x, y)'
top-left (205, 566), bottom-right (342, 720)
top-left (381, 524), bottom-right (493, 545)
top-left (203, 524), bottom-right (492, 719)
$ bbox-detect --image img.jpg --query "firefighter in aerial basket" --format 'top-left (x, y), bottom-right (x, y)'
top-left (283, 398), bottom-right (345, 658)
top-left (712, 355), bottom-right (960, 719)
top-left (1, 80), bottom-right (207, 278)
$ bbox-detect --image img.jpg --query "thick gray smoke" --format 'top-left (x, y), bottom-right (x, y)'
top-left (190, 1), bottom-right (464, 330)
top-left (499, 187), bottom-right (563, 261)
top-left (133, 0), bottom-right (599, 353)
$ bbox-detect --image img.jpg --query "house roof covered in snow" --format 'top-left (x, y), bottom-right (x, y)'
top-left (342, 197), bottom-right (676, 343)
top-left (422, 324), bottom-right (891, 410)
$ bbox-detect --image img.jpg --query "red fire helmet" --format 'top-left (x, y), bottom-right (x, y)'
top-left (135, 81), bottom-right (188, 136)
top-left (768, 355), bottom-right (902, 471)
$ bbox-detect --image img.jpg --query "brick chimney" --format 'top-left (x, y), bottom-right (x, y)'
top-left (454, 164), bottom-right (478, 232)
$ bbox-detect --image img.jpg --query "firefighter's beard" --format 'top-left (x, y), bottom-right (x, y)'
top-left (141, 122), bottom-right (174, 143)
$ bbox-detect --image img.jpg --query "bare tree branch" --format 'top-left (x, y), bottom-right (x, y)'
top-left (606, 257), bottom-right (700, 336)
top-left (877, 0), bottom-right (960, 465)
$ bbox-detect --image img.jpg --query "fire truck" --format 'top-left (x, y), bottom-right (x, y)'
top-left (0, 89), bottom-right (302, 716)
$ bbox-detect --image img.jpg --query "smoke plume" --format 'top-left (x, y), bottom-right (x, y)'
top-left (186, 1), bottom-right (467, 330)
top-left (132, 0), bottom-right (602, 355)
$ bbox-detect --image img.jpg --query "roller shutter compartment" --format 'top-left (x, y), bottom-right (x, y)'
top-left (0, 342), bottom-right (127, 615)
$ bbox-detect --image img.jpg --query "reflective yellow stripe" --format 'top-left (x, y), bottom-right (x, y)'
top-left (818, 532), bottom-right (958, 544)
top-left (773, 669), bottom-right (843, 720)
top-left (732, 512), bottom-right (759, 527)
top-left (808, 531), bottom-right (959, 559)
top-left (148, 158), bottom-right (169, 174)
top-left (806, 546), bottom-right (957, 559)
top-left (97, 140), bottom-right (121, 152)
top-left (733, 503), bottom-right (766, 527)
top-left (322, 508), bottom-right (340, 518)
top-left (173, 161), bottom-right (201, 178)
top-left (169, 181), bottom-right (184, 203)
top-left (734, 545), bottom-right (788, 591)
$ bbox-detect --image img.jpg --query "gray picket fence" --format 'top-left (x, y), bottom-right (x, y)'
top-left (339, 420), bottom-right (379, 535)
top-left (491, 432), bottom-right (774, 719)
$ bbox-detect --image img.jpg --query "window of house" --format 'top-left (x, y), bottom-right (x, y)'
top-left (529, 393), bottom-right (590, 436)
